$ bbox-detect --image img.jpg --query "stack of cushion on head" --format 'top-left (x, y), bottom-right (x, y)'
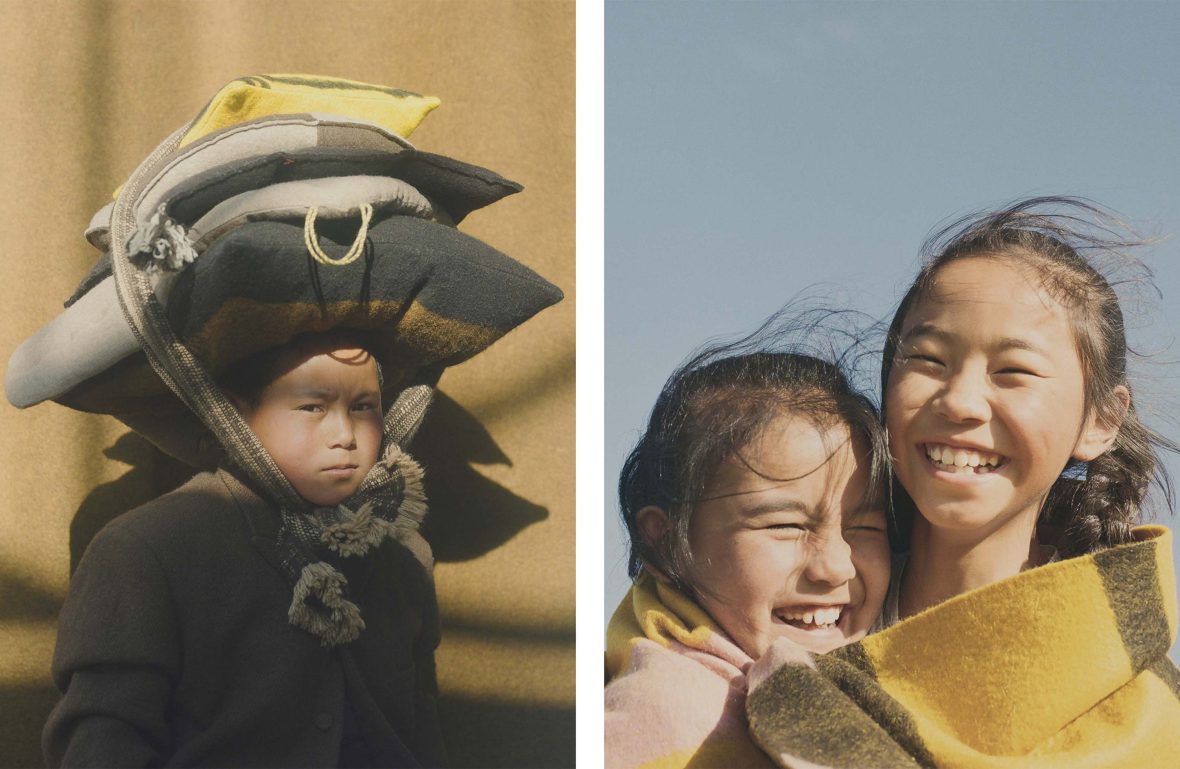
top-left (5, 74), bottom-right (563, 469)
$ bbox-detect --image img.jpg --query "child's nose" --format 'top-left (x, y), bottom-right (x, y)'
top-left (933, 370), bottom-right (991, 424)
top-left (325, 410), bottom-right (358, 449)
top-left (804, 531), bottom-right (856, 586)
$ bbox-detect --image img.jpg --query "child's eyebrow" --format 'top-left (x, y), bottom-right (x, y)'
top-left (740, 499), bottom-right (810, 518)
top-left (293, 387), bottom-right (336, 399)
top-left (903, 322), bottom-right (1047, 355)
top-left (900, 323), bottom-right (952, 345)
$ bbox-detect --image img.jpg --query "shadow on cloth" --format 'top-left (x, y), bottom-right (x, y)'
top-left (68, 390), bottom-right (547, 569)
top-left (0, 565), bottom-right (60, 622)
top-left (414, 392), bottom-right (549, 562)
top-left (68, 432), bottom-right (196, 574)
top-left (437, 696), bottom-right (574, 769)
top-left (0, 682), bottom-right (59, 767)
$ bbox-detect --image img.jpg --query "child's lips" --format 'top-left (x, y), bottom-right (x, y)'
top-left (323, 464), bottom-right (358, 478)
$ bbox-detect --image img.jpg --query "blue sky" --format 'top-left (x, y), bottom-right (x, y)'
top-left (604, 1), bottom-right (1180, 662)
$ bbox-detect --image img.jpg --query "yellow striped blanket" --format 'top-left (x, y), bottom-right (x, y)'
top-left (606, 573), bottom-right (774, 769)
top-left (747, 525), bottom-right (1180, 768)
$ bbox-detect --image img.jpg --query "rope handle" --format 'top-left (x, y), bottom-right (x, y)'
top-left (304, 203), bottom-right (374, 266)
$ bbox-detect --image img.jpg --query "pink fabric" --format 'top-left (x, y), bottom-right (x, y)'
top-left (605, 576), bottom-right (774, 769)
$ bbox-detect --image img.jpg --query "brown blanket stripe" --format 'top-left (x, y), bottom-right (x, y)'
top-left (748, 528), bottom-right (1179, 768)
top-left (825, 645), bottom-right (938, 768)
top-left (1094, 544), bottom-right (1171, 674)
top-left (748, 657), bottom-right (926, 769)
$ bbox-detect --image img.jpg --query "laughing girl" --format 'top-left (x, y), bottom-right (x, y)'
top-left (605, 329), bottom-right (891, 769)
top-left (880, 197), bottom-right (1175, 621)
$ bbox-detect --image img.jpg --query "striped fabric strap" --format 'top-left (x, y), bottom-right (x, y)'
top-left (109, 123), bottom-right (308, 511)
top-left (108, 123), bottom-right (437, 511)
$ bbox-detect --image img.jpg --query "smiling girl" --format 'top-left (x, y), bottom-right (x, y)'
top-left (744, 200), bottom-right (1180, 768)
top-left (605, 330), bottom-right (891, 769)
top-left (880, 197), bottom-right (1176, 622)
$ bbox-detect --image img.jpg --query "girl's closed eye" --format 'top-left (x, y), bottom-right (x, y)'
top-left (764, 522), bottom-right (807, 532)
top-left (994, 362), bottom-right (1043, 379)
top-left (748, 512), bottom-right (810, 534)
top-left (844, 510), bottom-right (887, 537)
top-left (844, 524), bottom-right (887, 540)
top-left (901, 350), bottom-right (944, 369)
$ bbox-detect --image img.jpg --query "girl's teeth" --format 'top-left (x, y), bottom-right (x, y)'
top-left (779, 607), bottom-right (842, 628)
top-left (925, 444), bottom-right (1003, 473)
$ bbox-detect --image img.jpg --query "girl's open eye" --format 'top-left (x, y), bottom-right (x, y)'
top-left (352, 402), bottom-right (377, 412)
top-left (297, 404), bottom-right (324, 413)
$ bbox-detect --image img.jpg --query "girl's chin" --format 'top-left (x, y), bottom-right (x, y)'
top-left (911, 500), bottom-right (1023, 533)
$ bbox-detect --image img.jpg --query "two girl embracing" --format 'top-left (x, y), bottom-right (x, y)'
top-left (606, 197), bottom-right (1180, 769)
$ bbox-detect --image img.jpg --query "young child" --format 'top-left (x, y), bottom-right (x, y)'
top-left (879, 196), bottom-right (1176, 621)
top-left (605, 336), bottom-right (892, 769)
top-left (17, 74), bottom-right (563, 769)
top-left (43, 330), bottom-right (444, 767)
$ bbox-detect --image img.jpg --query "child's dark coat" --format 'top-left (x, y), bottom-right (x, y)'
top-left (44, 467), bottom-right (444, 767)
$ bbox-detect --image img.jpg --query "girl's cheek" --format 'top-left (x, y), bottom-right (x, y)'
top-left (890, 373), bottom-right (936, 407)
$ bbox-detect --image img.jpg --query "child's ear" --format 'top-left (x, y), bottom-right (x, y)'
top-left (1072, 385), bottom-right (1130, 461)
top-left (636, 505), bottom-right (674, 584)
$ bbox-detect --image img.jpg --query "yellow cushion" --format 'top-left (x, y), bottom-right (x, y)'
top-left (180, 73), bottom-right (440, 148)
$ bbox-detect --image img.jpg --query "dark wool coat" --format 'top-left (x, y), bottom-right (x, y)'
top-left (44, 468), bottom-right (445, 768)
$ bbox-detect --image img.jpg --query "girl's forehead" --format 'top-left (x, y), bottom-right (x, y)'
top-left (707, 416), bottom-right (856, 495)
top-left (909, 257), bottom-right (1066, 322)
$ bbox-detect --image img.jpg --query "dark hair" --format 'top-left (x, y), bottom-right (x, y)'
top-left (881, 196), bottom-right (1176, 557)
top-left (618, 308), bottom-right (889, 596)
top-left (218, 329), bottom-right (381, 408)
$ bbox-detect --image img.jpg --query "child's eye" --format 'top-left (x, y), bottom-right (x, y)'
top-left (906, 354), bottom-right (943, 366)
top-left (763, 523), bottom-right (807, 533)
top-left (352, 402), bottom-right (377, 412)
top-left (298, 404), bottom-right (324, 413)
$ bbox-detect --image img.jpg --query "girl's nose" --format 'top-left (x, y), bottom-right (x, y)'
top-left (933, 370), bottom-right (990, 424)
top-left (804, 531), bottom-right (856, 586)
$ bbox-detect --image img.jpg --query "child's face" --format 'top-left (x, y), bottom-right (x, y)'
top-left (886, 256), bottom-right (1105, 539)
top-left (686, 415), bottom-right (889, 658)
top-left (237, 345), bottom-right (383, 507)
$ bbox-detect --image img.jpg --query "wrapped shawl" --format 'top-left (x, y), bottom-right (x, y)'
top-left (605, 573), bottom-right (774, 769)
top-left (747, 525), bottom-right (1180, 769)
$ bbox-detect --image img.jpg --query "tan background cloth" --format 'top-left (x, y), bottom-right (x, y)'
top-left (0, 2), bottom-right (574, 766)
